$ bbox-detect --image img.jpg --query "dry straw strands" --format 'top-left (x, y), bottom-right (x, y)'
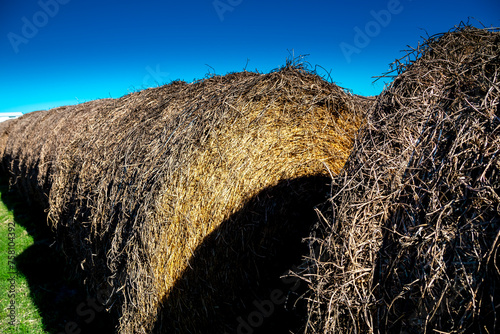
top-left (0, 66), bottom-right (363, 333)
top-left (303, 25), bottom-right (500, 333)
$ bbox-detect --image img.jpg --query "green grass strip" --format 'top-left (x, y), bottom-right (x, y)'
top-left (0, 185), bottom-right (45, 334)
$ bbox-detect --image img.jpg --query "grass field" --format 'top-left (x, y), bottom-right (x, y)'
top-left (0, 178), bottom-right (45, 333)
top-left (0, 177), bottom-right (114, 334)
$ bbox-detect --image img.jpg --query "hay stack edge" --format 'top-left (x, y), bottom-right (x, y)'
top-left (0, 66), bottom-right (364, 333)
top-left (302, 26), bottom-right (500, 333)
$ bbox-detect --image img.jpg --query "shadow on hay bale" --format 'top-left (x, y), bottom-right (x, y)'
top-left (302, 24), bottom-right (500, 333)
top-left (155, 175), bottom-right (330, 333)
top-left (0, 66), bottom-right (364, 333)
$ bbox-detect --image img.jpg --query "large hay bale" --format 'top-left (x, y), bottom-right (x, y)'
top-left (303, 25), bottom-right (500, 333)
top-left (0, 119), bottom-right (14, 158)
top-left (0, 67), bottom-right (364, 333)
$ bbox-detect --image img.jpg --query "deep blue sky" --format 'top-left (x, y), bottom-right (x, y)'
top-left (1, 0), bottom-right (499, 114)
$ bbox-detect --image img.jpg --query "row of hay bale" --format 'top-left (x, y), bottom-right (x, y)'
top-left (0, 67), bottom-right (364, 333)
top-left (2, 23), bottom-right (498, 334)
top-left (302, 25), bottom-right (500, 333)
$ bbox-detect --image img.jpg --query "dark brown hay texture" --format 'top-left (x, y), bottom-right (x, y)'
top-left (302, 25), bottom-right (500, 333)
top-left (0, 66), bottom-right (364, 333)
top-left (0, 119), bottom-right (14, 158)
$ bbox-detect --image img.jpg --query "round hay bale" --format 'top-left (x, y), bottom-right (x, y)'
top-left (303, 25), bottom-right (500, 333)
top-left (1, 66), bottom-right (364, 333)
top-left (0, 119), bottom-right (15, 160)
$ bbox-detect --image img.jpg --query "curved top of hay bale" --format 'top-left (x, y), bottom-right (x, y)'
top-left (0, 119), bottom-right (15, 158)
top-left (303, 25), bottom-right (500, 333)
top-left (2, 66), bottom-right (365, 333)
